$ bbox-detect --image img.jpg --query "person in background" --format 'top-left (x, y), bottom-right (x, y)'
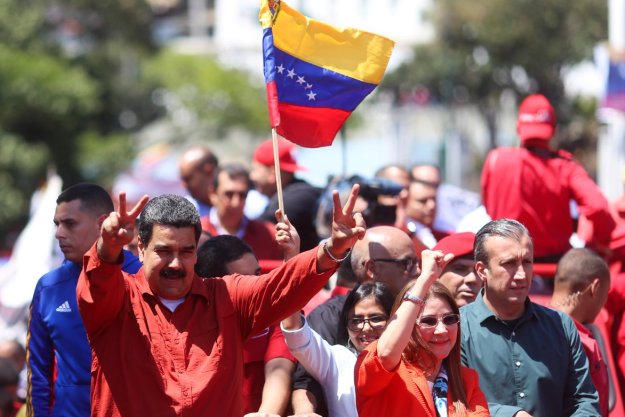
top-left (481, 94), bottom-right (614, 262)
top-left (250, 138), bottom-right (321, 251)
top-left (355, 251), bottom-right (489, 417)
top-left (552, 248), bottom-right (611, 417)
top-left (178, 144), bottom-right (219, 217)
top-left (195, 235), bottom-right (295, 417)
top-left (26, 184), bottom-right (141, 417)
top-left (433, 232), bottom-right (481, 307)
top-left (202, 163), bottom-right (282, 260)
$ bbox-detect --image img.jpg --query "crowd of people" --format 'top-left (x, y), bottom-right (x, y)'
top-left (0, 93), bottom-right (624, 417)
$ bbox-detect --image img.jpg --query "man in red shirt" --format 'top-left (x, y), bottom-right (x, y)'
top-left (551, 248), bottom-right (611, 416)
top-left (201, 163), bottom-right (283, 260)
top-left (481, 94), bottom-right (614, 261)
top-left (76, 186), bottom-right (365, 417)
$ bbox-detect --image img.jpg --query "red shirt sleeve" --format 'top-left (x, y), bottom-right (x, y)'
top-left (265, 325), bottom-right (296, 363)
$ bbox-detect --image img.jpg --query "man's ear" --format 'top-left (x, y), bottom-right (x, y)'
top-left (588, 277), bottom-right (601, 297)
top-left (209, 190), bottom-right (219, 207)
top-left (475, 260), bottom-right (488, 282)
top-left (363, 259), bottom-right (376, 281)
top-left (137, 236), bottom-right (146, 262)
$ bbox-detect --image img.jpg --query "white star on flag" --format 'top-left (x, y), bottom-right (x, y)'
top-left (307, 91), bottom-right (317, 101)
top-left (305, 83), bottom-right (313, 90)
top-left (287, 69), bottom-right (296, 79)
top-left (277, 64), bottom-right (285, 74)
top-left (296, 76), bottom-right (306, 85)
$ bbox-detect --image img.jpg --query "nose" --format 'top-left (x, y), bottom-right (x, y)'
top-left (465, 271), bottom-right (478, 283)
top-left (433, 320), bottom-right (448, 334)
top-left (55, 225), bottom-right (65, 241)
top-left (169, 255), bottom-right (183, 269)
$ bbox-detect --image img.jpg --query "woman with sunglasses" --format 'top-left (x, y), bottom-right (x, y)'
top-left (355, 250), bottom-right (489, 417)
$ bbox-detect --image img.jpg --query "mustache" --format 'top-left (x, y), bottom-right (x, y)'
top-left (160, 268), bottom-right (186, 278)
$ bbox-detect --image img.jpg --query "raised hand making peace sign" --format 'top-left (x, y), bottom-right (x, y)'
top-left (97, 192), bottom-right (149, 263)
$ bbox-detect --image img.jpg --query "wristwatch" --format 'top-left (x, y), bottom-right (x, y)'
top-left (403, 292), bottom-right (425, 307)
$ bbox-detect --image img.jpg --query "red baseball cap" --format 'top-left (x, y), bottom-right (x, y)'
top-left (253, 139), bottom-right (306, 173)
top-left (433, 232), bottom-right (475, 259)
top-left (516, 94), bottom-right (556, 142)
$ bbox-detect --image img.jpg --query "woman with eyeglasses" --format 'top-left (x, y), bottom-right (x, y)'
top-left (281, 282), bottom-right (395, 417)
top-left (355, 250), bottom-right (489, 417)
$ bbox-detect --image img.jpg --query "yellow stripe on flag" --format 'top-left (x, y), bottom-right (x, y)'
top-left (260, 0), bottom-right (394, 85)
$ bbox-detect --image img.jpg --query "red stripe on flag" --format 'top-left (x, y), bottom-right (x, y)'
top-left (266, 81), bottom-right (281, 127)
top-left (275, 102), bottom-right (351, 148)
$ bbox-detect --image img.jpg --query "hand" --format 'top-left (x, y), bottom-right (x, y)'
top-left (327, 184), bottom-right (366, 256)
top-left (418, 249), bottom-right (454, 284)
top-left (275, 209), bottom-right (300, 261)
top-left (98, 192), bottom-right (148, 262)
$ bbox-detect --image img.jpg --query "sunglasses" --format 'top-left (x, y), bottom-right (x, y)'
top-left (372, 257), bottom-right (419, 273)
top-left (347, 315), bottom-right (388, 332)
top-left (417, 313), bottom-right (460, 328)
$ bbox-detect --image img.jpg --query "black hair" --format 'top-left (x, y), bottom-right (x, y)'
top-left (195, 235), bottom-right (255, 278)
top-left (212, 163), bottom-right (251, 191)
top-left (56, 183), bottom-right (114, 215)
top-left (337, 282), bottom-right (395, 346)
top-left (137, 195), bottom-right (201, 246)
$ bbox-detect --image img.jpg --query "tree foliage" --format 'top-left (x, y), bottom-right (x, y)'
top-left (383, 0), bottom-right (607, 149)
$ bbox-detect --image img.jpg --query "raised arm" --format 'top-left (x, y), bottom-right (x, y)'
top-left (77, 193), bottom-right (149, 335)
top-left (376, 250), bottom-right (453, 371)
top-left (97, 193), bottom-right (149, 263)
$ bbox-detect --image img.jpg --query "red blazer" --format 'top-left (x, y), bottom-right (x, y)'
top-left (355, 341), bottom-right (489, 417)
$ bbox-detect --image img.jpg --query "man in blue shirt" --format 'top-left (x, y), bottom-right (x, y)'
top-left (25, 183), bottom-right (141, 417)
top-left (460, 218), bottom-right (600, 417)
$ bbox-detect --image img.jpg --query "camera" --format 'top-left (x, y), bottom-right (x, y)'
top-left (315, 175), bottom-right (404, 238)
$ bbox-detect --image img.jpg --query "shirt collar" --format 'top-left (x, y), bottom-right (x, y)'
top-left (472, 289), bottom-right (537, 325)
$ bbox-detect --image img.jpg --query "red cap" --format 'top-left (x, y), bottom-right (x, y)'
top-left (516, 94), bottom-right (556, 142)
top-left (253, 139), bottom-right (306, 173)
top-left (433, 232), bottom-right (475, 259)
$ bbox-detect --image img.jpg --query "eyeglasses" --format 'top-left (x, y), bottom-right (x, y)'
top-left (347, 315), bottom-right (388, 332)
top-left (223, 191), bottom-right (248, 200)
top-left (372, 257), bottom-right (419, 273)
top-left (417, 313), bottom-right (460, 328)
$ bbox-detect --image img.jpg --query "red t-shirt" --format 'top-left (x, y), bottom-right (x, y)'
top-left (481, 145), bottom-right (614, 258)
top-left (574, 320), bottom-right (609, 416)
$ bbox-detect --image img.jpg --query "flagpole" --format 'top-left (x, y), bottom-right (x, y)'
top-left (271, 128), bottom-right (286, 221)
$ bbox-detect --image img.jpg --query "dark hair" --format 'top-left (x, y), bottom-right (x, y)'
top-left (138, 195), bottom-right (201, 246)
top-left (56, 183), bottom-right (114, 215)
top-left (474, 218), bottom-right (532, 266)
top-left (392, 280), bottom-right (468, 415)
top-left (337, 282), bottom-right (395, 347)
top-left (212, 163), bottom-right (251, 191)
top-left (195, 235), bottom-right (255, 277)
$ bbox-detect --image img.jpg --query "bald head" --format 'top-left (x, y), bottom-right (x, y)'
top-left (410, 164), bottom-right (441, 188)
top-left (179, 145), bottom-right (219, 205)
top-left (351, 226), bottom-right (417, 296)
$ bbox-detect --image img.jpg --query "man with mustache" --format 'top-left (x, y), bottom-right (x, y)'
top-left (77, 185), bottom-right (365, 417)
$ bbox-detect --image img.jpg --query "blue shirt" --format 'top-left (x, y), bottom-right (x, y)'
top-left (26, 250), bottom-right (141, 417)
top-left (460, 290), bottom-right (600, 417)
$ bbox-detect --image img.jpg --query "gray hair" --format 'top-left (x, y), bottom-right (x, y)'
top-left (474, 219), bottom-right (532, 265)
top-left (138, 195), bottom-right (201, 245)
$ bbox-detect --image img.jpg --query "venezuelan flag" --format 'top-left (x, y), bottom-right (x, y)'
top-left (260, 0), bottom-right (394, 148)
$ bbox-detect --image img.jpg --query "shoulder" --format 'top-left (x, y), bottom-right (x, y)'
top-left (36, 261), bottom-right (80, 289)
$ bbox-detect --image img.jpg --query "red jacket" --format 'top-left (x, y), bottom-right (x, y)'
top-left (482, 145), bottom-right (614, 258)
top-left (355, 341), bottom-right (489, 417)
